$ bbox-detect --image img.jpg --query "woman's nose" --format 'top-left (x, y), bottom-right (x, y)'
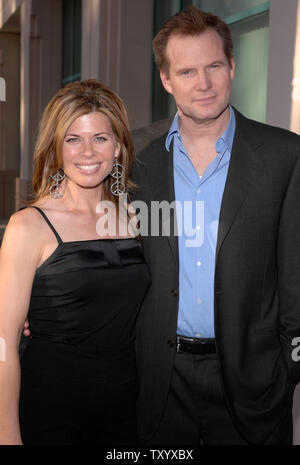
top-left (82, 139), bottom-right (94, 156)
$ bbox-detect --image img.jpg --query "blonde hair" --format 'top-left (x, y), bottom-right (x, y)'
top-left (31, 79), bottom-right (134, 206)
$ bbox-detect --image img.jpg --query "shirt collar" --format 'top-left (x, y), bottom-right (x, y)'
top-left (166, 113), bottom-right (180, 150)
top-left (165, 105), bottom-right (236, 154)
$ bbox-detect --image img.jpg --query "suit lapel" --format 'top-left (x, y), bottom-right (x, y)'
top-left (216, 110), bottom-right (265, 259)
top-left (150, 139), bottom-right (179, 269)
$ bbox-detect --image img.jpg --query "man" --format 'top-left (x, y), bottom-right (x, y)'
top-left (131, 6), bottom-right (300, 445)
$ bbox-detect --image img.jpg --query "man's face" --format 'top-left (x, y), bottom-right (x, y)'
top-left (160, 29), bottom-right (235, 124)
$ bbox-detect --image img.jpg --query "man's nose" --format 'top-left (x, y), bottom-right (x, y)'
top-left (196, 70), bottom-right (212, 91)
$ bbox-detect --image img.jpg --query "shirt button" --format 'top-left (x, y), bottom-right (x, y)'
top-left (196, 225), bottom-right (201, 231)
top-left (197, 188), bottom-right (201, 194)
top-left (196, 261), bottom-right (201, 267)
top-left (195, 333), bottom-right (201, 337)
top-left (197, 298), bottom-right (202, 304)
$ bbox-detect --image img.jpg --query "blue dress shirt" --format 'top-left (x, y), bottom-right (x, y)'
top-left (166, 106), bottom-right (236, 338)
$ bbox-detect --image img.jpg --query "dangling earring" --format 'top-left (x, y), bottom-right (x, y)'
top-left (49, 169), bottom-right (66, 199)
top-left (110, 158), bottom-right (126, 196)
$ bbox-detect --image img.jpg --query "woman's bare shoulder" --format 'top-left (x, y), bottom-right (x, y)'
top-left (4, 206), bottom-right (48, 248)
top-left (8, 206), bottom-right (42, 229)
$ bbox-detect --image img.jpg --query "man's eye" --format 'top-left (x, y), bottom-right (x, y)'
top-left (182, 70), bottom-right (191, 75)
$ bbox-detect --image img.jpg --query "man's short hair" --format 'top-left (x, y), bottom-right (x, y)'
top-left (153, 6), bottom-right (234, 75)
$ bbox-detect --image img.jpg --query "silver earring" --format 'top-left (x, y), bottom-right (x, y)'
top-left (110, 158), bottom-right (125, 196)
top-left (49, 169), bottom-right (65, 199)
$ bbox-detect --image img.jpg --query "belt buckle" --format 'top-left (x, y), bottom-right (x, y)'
top-left (177, 336), bottom-right (195, 353)
top-left (176, 336), bottom-right (182, 352)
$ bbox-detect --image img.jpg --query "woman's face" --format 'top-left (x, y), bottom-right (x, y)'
top-left (62, 111), bottom-right (120, 191)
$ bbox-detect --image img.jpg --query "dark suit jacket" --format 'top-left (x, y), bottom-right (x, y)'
top-left (131, 108), bottom-right (300, 444)
top-left (131, 117), bottom-right (173, 155)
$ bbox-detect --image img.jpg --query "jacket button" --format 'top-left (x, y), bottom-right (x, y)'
top-left (171, 289), bottom-right (178, 296)
top-left (167, 339), bottom-right (175, 347)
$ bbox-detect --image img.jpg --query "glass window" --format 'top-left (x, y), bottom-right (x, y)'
top-left (230, 12), bottom-right (269, 123)
top-left (62, 0), bottom-right (82, 86)
top-left (182, 0), bottom-right (269, 20)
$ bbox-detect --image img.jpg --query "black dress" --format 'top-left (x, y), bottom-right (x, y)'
top-left (19, 206), bottom-right (151, 445)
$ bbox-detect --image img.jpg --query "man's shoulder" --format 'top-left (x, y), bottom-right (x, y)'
top-left (131, 117), bottom-right (172, 157)
top-left (235, 109), bottom-right (300, 147)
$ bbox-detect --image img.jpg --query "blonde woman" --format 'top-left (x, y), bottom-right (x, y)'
top-left (0, 80), bottom-right (150, 445)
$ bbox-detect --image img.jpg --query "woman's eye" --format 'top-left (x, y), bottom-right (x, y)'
top-left (66, 138), bottom-right (79, 143)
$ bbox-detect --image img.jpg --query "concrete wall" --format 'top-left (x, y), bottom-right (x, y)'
top-left (0, 31), bottom-right (20, 172)
top-left (267, 0), bottom-right (300, 134)
top-left (15, 0), bottom-right (63, 207)
top-left (81, 0), bottom-right (153, 130)
top-left (0, 5), bottom-right (20, 217)
top-left (290, 1), bottom-right (300, 134)
top-left (0, 0), bottom-right (22, 28)
top-left (20, 0), bottom-right (62, 182)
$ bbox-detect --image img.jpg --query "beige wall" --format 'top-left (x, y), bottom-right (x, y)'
top-left (0, 0), bottom-right (63, 211)
top-left (0, 0), bottom-right (22, 28)
top-left (0, 5), bottom-right (20, 217)
top-left (20, 0), bottom-right (62, 182)
top-left (0, 31), bottom-right (20, 171)
top-left (290, 1), bottom-right (300, 134)
top-left (267, 0), bottom-right (300, 134)
top-left (81, 0), bottom-right (153, 130)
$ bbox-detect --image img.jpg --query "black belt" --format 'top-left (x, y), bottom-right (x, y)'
top-left (176, 335), bottom-right (216, 355)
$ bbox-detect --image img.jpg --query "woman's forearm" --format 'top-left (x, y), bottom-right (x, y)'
top-left (0, 348), bottom-right (23, 445)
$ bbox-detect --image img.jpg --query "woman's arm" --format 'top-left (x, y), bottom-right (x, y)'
top-left (0, 210), bottom-right (42, 445)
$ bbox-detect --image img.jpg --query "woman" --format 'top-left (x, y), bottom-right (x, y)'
top-left (0, 79), bottom-right (150, 445)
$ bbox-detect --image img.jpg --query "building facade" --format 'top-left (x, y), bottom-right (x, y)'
top-left (1, 0), bottom-right (300, 442)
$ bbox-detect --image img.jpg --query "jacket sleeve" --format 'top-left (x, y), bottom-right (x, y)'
top-left (278, 147), bottom-right (300, 384)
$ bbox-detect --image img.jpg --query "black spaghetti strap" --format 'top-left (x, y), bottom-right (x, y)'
top-left (22, 206), bottom-right (63, 244)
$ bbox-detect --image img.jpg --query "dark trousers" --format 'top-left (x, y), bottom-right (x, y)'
top-left (142, 352), bottom-right (293, 445)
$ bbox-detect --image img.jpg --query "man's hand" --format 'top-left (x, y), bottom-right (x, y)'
top-left (23, 319), bottom-right (30, 337)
